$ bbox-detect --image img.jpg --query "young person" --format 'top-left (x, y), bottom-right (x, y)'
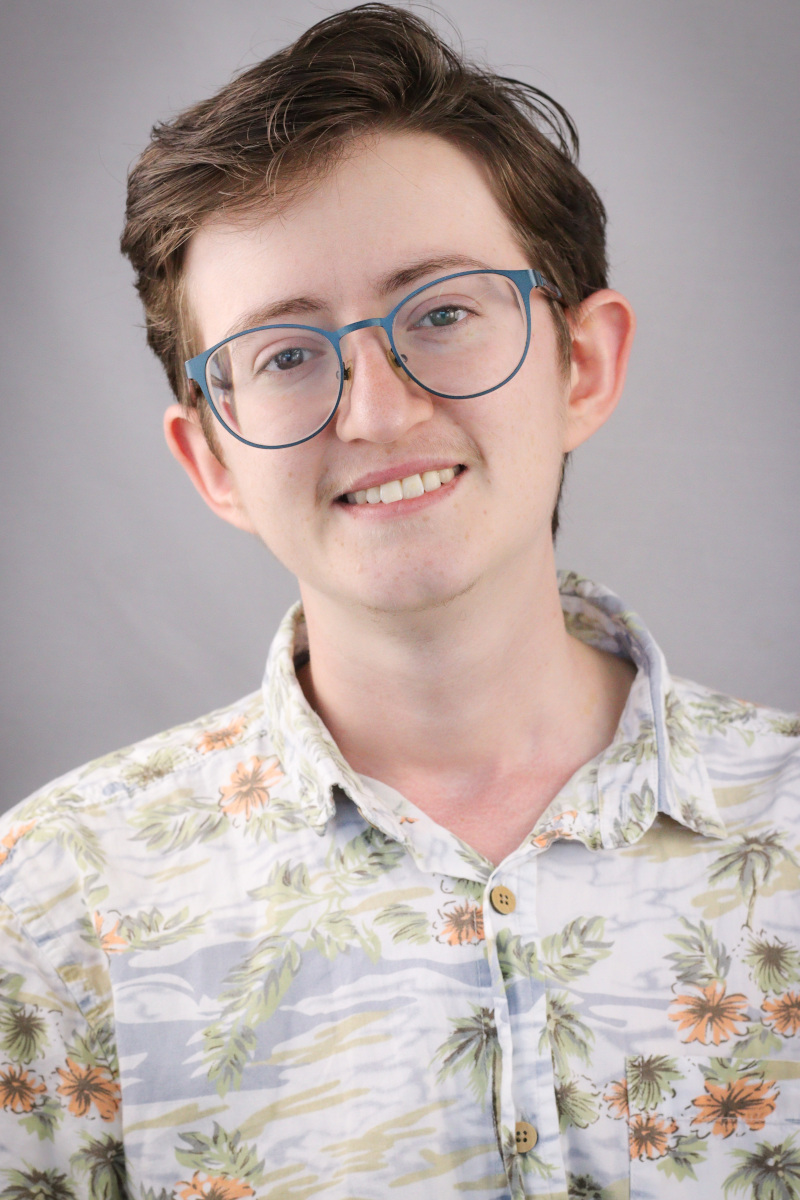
top-left (1, 7), bottom-right (798, 1198)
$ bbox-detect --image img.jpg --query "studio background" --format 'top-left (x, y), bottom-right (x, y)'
top-left (2, 0), bottom-right (798, 813)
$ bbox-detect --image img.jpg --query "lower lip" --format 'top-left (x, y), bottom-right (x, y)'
top-left (335, 468), bottom-right (466, 519)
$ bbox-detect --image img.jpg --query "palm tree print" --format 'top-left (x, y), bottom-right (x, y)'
top-left (626, 1055), bottom-right (683, 1111)
top-left (0, 1005), bottom-right (48, 1063)
top-left (723, 1135), bottom-right (800, 1198)
top-left (0, 1169), bottom-right (76, 1200)
top-left (434, 1007), bottom-right (501, 1133)
top-left (70, 1135), bottom-right (127, 1199)
top-left (744, 936), bottom-right (800, 994)
top-left (709, 832), bottom-right (799, 929)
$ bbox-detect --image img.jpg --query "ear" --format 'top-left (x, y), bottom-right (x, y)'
top-left (562, 289), bottom-right (636, 452)
top-left (163, 404), bottom-right (255, 533)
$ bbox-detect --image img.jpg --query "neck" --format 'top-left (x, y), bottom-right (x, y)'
top-left (297, 549), bottom-right (634, 863)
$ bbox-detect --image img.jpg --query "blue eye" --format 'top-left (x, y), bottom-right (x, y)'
top-left (268, 347), bottom-right (310, 371)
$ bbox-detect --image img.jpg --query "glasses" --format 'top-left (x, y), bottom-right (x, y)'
top-left (184, 268), bottom-right (562, 449)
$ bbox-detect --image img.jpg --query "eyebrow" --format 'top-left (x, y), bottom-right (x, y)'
top-left (222, 254), bottom-right (492, 339)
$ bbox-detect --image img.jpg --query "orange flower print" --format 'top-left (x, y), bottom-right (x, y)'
top-left (668, 982), bottom-right (749, 1045)
top-left (629, 1113), bottom-right (678, 1160)
top-left (197, 717), bottom-right (246, 754)
top-left (763, 992), bottom-right (800, 1037)
top-left (56, 1058), bottom-right (120, 1120)
top-left (438, 902), bottom-right (485, 946)
top-left (0, 820), bottom-right (36, 867)
top-left (93, 912), bottom-right (128, 954)
top-left (604, 1078), bottom-right (629, 1119)
top-left (218, 756), bottom-right (283, 820)
top-left (177, 1174), bottom-right (254, 1200)
top-left (691, 1077), bottom-right (778, 1138)
top-left (531, 810), bottom-right (579, 850)
top-left (0, 1065), bottom-right (46, 1113)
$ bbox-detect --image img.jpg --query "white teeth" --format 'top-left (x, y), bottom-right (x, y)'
top-left (402, 474), bottom-right (425, 499)
top-left (345, 466), bottom-right (461, 506)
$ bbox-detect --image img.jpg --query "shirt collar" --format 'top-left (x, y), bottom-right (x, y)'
top-left (263, 573), bottom-right (726, 850)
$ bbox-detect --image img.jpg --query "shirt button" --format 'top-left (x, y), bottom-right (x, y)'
top-left (515, 1121), bottom-right (538, 1152)
top-left (489, 885), bottom-right (516, 914)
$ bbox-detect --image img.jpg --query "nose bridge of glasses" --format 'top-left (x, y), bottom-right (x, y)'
top-left (336, 315), bottom-right (402, 382)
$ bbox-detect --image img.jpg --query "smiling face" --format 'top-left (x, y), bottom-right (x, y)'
top-left (171, 131), bottom-right (628, 617)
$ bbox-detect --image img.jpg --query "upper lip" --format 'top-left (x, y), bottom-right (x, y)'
top-left (337, 459), bottom-right (464, 497)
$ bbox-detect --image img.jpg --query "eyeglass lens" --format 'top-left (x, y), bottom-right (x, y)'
top-left (205, 272), bottom-right (528, 447)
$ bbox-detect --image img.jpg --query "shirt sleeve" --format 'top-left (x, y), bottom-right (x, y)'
top-left (0, 896), bottom-right (125, 1197)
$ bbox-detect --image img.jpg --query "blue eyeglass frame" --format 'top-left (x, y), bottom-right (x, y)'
top-left (184, 267), bottom-right (563, 449)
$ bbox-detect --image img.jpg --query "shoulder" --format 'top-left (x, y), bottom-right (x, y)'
top-left (672, 675), bottom-right (800, 824)
top-left (0, 687), bottom-right (275, 935)
top-left (1, 687), bottom-right (267, 838)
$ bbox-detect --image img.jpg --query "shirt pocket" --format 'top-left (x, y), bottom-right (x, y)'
top-left (625, 1054), bottom-right (800, 1200)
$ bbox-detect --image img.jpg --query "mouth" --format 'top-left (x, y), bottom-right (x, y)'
top-left (337, 464), bottom-right (465, 507)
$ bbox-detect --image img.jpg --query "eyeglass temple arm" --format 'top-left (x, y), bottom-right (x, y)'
top-left (528, 269), bottom-right (563, 302)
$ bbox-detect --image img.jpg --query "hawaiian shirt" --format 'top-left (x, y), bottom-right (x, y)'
top-left (1, 573), bottom-right (799, 1200)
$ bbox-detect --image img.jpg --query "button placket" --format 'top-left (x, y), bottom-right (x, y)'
top-left (485, 865), bottom-right (568, 1196)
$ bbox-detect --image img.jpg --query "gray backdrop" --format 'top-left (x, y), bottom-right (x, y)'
top-left (2, 0), bottom-right (798, 813)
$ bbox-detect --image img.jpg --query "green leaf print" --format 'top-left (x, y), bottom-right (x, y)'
top-left (541, 917), bottom-right (612, 983)
top-left (116, 907), bottom-right (208, 951)
top-left (20, 1093), bottom-right (63, 1142)
top-left (540, 992), bottom-right (593, 1079)
top-left (627, 1055), bottom-right (683, 1111)
top-left (374, 902), bottom-right (430, 945)
top-left (496, 931), bottom-right (541, 983)
top-left (554, 1079), bottom-right (599, 1130)
top-left (130, 791), bottom-right (227, 854)
top-left (204, 938), bottom-right (302, 1093)
top-left (689, 693), bottom-right (758, 743)
top-left (723, 1134), bottom-right (800, 1199)
top-left (176, 1122), bottom-right (265, 1184)
top-left (566, 1173), bottom-right (605, 1200)
top-left (731, 1022), bottom-right (783, 1059)
top-left (709, 832), bottom-right (800, 929)
top-left (0, 1169), bottom-right (77, 1200)
top-left (613, 781), bottom-right (657, 843)
top-left (70, 1135), bottom-right (127, 1200)
top-left (656, 1134), bottom-right (708, 1183)
top-left (665, 917), bottom-right (731, 986)
top-left (331, 826), bottom-right (406, 884)
top-left (122, 748), bottom-right (186, 791)
top-left (0, 1004), bottom-right (49, 1063)
top-left (744, 935), bottom-right (800, 994)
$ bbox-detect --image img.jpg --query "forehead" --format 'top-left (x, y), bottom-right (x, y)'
top-left (183, 131), bottom-right (526, 345)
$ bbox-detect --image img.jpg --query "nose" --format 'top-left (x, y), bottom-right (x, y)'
top-left (334, 328), bottom-right (435, 444)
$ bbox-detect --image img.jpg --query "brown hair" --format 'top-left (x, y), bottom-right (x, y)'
top-left (121, 2), bottom-right (609, 534)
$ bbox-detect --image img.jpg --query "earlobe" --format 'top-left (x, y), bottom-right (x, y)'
top-left (563, 289), bottom-right (636, 453)
top-left (163, 404), bottom-right (255, 533)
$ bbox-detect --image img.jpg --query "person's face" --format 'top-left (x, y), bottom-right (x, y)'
top-left (171, 131), bottom-right (631, 616)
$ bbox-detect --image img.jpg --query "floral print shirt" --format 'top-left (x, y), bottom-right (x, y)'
top-left (0, 573), bottom-right (799, 1200)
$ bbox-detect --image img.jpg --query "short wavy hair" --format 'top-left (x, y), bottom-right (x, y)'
top-left (121, 3), bottom-right (609, 535)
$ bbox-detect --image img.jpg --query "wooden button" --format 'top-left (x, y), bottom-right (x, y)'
top-left (515, 1121), bottom-right (538, 1152)
top-left (489, 885), bottom-right (516, 914)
